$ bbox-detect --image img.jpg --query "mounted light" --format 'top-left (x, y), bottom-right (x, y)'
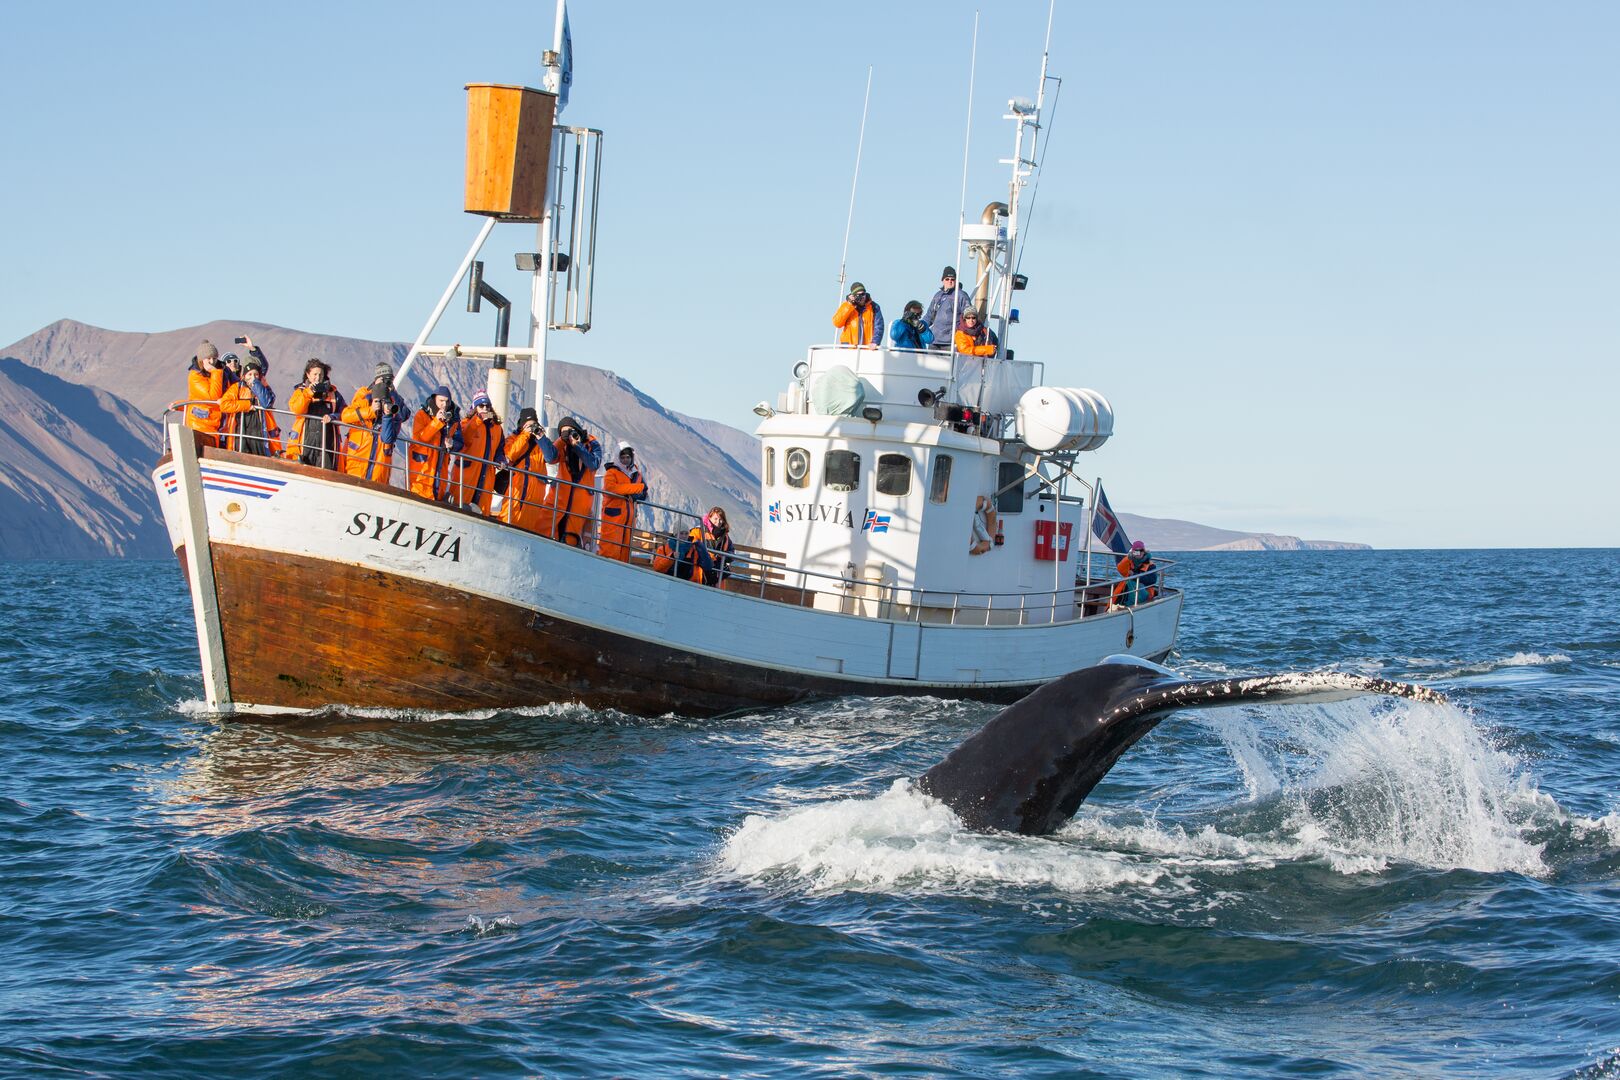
top-left (1012, 273), bottom-right (1028, 291)
top-left (515, 253), bottom-right (541, 272)
top-left (862, 406), bottom-right (883, 422)
top-left (792, 361), bottom-right (810, 380)
top-left (752, 401), bottom-right (775, 418)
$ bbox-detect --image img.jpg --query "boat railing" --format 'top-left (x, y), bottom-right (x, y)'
top-left (165, 403), bottom-right (1172, 627)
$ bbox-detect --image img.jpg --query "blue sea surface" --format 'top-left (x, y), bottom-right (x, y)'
top-left (1, 550), bottom-right (1617, 1078)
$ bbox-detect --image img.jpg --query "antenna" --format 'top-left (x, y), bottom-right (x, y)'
top-left (950, 12), bottom-right (981, 352)
top-left (836, 66), bottom-right (874, 302)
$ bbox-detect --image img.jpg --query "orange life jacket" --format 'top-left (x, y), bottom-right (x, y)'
top-left (599, 464), bottom-right (648, 562)
top-left (456, 415), bottom-right (505, 514)
top-left (833, 300), bottom-right (880, 346)
top-left (408, 409), bottom-right (456, 501)
top-left (179, 363), bottom-right (225, 444)
top-left (218, 381), bottom-right (283, 456)
top-left (341, 387), bottom-right (403, 483)
top-left (500, 431), bottom-right (553, 536)
top-left (549, 436), bottom-right (599, 546)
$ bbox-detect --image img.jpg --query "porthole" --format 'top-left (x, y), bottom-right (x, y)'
top-left (929, 454), bottom-right (953, 503)
top-left (876, 453), bottom-right (911, 497)
top-left (825, 450), bottom-right (860, 492)
top-left (764, 446), bottom-right (775, 486)
top-left (785, 447), bottom-right (810, 488)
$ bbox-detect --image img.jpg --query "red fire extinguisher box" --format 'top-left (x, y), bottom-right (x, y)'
top-left (1034, 520), bottom-right (1073, 561)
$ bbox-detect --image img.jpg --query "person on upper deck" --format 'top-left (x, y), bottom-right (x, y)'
top-left (500, 407), bottom-right (557, 536)
top-left (890, 300), bottom-right (935, 350)
top-left (341, 362), bottom-right (409, 483)
top-left (600, 441), bottom-right (648, 563)
top-left (953, 307), bottom-right (998, 357)
top-left (408, 386), bottom-right (463, 501)
top-left (286, 358), bottom-right (347, 470)
top-left (550, 415), bottom-right (603, 547)
top-left (1112, 540), bottom-right (1159, 608)
top-left (218, 348), bottom-right (282, 456)
top-left (923, 266), bottom-right (971, 348)
top-left (177, 340), bottom-right (228, 447)
top-left (456, 389), bottom-right (505, 514)
top-left (832, 282), bottom-right (884, 347)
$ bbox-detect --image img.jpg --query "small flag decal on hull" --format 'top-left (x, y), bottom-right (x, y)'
top-left (158, 468), bottom-right (177, 496)
top-left (863, 509), bottom-right (890, 533)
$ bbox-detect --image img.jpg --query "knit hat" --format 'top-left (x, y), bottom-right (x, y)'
top-left (557, 415), bottom-right (581, 434)
top-left (433, 385), bottom-right (452, 401)
top-left (617, 440), bottom-right (635, 455)
top-left (198, 340), bottom-right (219, 361)
top-left (904, 300), bottom-right (923, 315)
top-left (243, 354), bottom-right (266, 372)
top-left (941, 266), bottom-right (957, 279)
top-left (848, 282), bottom-right (867, 295)
top-left (517, 407), bottom-right (539, 427)
top-left (373, 362), bottom-right (394, 379)
top-left (1130, 540), bottom-right (1147, 553)
top-left (221, 353), bottom-right (240, 364)
top-left (472, 389), bottom-right (492, 407)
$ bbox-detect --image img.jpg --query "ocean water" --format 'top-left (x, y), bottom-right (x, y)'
top-left (1, 550), bottom-right (1617, 1078)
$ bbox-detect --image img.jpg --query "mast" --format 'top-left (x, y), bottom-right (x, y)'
top-left (530, 0), bottom-right (570, 429)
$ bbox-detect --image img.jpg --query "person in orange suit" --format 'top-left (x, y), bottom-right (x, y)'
top-left (500, 407), bottom-right (556, 535)
top-left (456, 389), bottom-right (505, 514)
top-left (407, 386), bottom-right (463, 501)
top-left (285, 358), bottom-right (347, 470)
top-left (599, 441), bottom-right (649, 562)
top-left (953, 308), bottom-right (998, 357)
top-left (549, 415), bottom-right (602, 547)
top-left (218, 349), bottom-right (282, 456)
top-left (341, 362), bottom-right (409, 483)
top-left (1112, 541), bottom-right (1160, 608)
top-left (176, 339), bottom-right (228, 447)
top-left (832, 282), bottom-right (884, 346)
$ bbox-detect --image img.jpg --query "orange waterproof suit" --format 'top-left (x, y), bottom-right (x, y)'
top-left (954, 326), bottom-right (997, 357)
top-left (178, 361), bottom-right (226, 446)
top-left (407, 406), bottom-right (462, 501)
top-left (1112, 554), bottom-right (1160, 606)
top-left (218, 381), bottom-right (283, 456)
top-left (456, 414), bottom-right (506, 514)
top-left (599, 463), bottom-right (648, 562)
top-left (284, 382), bottom-right (347, 469)
top-left (500, 430), bottom-right (554, 536)
top-left (549, 434), bottom-right (602, 547)
top-left (832, 299), bottom-right (883, 346)
top-left (341, 385), bottom-right (408, 483)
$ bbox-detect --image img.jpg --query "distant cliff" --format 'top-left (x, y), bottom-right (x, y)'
top-left (0, 318), bottom-right (1369, 559)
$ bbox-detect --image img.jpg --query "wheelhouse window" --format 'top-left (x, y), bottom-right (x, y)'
top-left (764, 446), bottom-right (775, 487)
top-left (996, 461), bottom-right (1025, 514)
top-left (784, 447), bottom-right (810, 489)
top-left (876, 453), bottom-right (911, 497)
top-left (825, 450), bottom-right (860, 492)
top-left (929, 454), bottom-right (953, 503)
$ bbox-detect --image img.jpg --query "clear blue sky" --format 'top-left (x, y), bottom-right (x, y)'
top-left (1, 1), bottom-right (1615, 548)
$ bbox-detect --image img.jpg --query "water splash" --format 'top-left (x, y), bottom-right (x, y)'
top-left (721, 780), bottom-right (1163, 896)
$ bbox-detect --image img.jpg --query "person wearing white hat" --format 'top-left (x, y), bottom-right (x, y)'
top-left (600, 440), bottom-right (648, 562)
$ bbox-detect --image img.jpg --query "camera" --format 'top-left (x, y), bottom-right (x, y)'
top-left (311, 380), bottom-right (334, 397)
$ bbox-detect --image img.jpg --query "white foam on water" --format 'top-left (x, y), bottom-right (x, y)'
top-left (720, 779), bottom-right (1165, 896)
top-left (1203, 696), bottom-right (1553, 875)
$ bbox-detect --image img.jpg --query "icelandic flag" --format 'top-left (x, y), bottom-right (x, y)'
top-left (1091, 484), bottom-right (1131, 556)
top-left (863, 509), bottom-right (891, 534)
top-left (558, 7), bottom-right (573, 112)
top-left (768, 500), bottom-right (781, 524)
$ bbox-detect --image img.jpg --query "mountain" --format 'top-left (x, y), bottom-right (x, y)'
top-left (1115, 512), bottom-right (1369, 552)
top-left (0, 317), bottom-right (1369, 559)
top-left (0, 359), bottom-right (166, 558)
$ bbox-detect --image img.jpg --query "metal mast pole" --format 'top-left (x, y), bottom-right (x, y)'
top-left (530, 0), bottom-right (568, 430)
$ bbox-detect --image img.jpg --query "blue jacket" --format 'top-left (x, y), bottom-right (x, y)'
top-left (890, 317), bottom-right (935, 350)
top-left (924, 284), bottom-right (972, 344)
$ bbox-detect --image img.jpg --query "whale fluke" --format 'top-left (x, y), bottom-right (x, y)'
top-left (917, 657), bottom-right (1447, 836)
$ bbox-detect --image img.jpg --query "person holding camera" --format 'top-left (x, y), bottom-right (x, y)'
top-left (408, 385), bottom-right (465, 501)
top-left (341, 362), bottom-right (410, 483)
top-left (455, 390), bottom-right (506, 515)
top-left (549, 415), bottom-right (602, 547)
top-left (890, 300), bottom-right (935, 350)
top-left (174, 339), bottom-right (228, 447)
top-left (832, 281), bottom-right (884, 347)
top-left (599, 441), bottom-right (649, 562)
top-left (500, 407), bottom-right (558, 536)
top-left (286, 358), bottom-right (348, 470)
top-left (218, 350), bottom-right (282, 456)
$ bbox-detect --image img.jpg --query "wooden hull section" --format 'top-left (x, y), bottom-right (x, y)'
top-left (212, 545), bottom-right (1039, 716)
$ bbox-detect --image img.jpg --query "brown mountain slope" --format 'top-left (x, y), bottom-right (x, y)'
top-left (0, 359), bottom-right (166, 558)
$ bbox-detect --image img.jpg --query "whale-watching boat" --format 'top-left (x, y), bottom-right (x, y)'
top-left (153, 12), bottom-right (1182, 717)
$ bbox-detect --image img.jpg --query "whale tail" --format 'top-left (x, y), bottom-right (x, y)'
top-left (917, 658), bottom-right (1446, 837)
